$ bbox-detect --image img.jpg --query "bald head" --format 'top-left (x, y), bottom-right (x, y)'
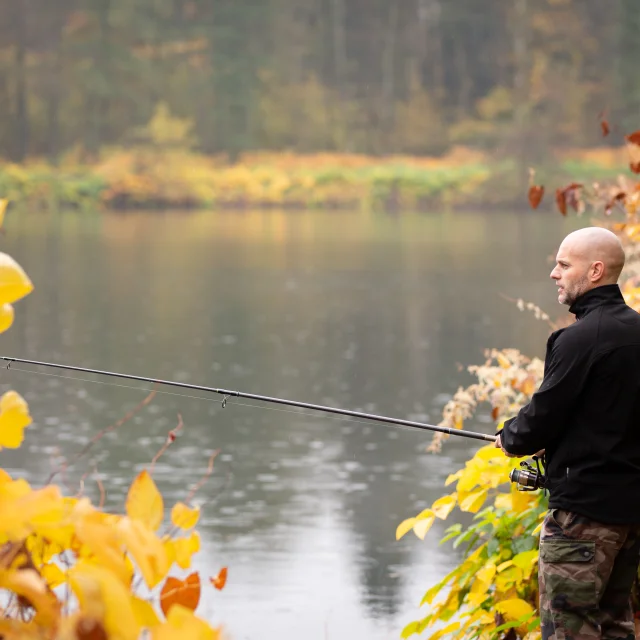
top-left (550, 227), bottom-right (626, 306)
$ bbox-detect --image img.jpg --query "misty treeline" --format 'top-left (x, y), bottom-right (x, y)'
top-left (0, 0), bottom-right (638, 164)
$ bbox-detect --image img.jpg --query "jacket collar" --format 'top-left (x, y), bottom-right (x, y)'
top-left (569, 284), bottom-right (625, 319)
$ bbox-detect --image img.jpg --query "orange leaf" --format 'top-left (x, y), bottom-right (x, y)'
top-left (160, 572), bottom-right (201, 618)
top-left (528, 185), bottom-right (544, 209)
top-left (630, 162), bottom-right (640, 175)
top-left (210, 567), bottom-right (227, 591)
top-left (601, 119), bottom-right (610, 137)
top-left (491, 406), bottom-right (499, 421)
top-left (625, 131), bottom-right (640, 146)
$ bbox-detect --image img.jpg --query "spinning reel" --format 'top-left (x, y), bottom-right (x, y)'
top-left (509, 455), bottom-right (546, 492)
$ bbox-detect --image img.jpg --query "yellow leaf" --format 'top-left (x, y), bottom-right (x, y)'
top-left (173, 531), bottom-right (200, 570)
top-left (496, 598), bottom-right (535, 622)
top-left (126, 470), bottom-right (164, 531)
top-left (497, 560), bottom-right (514, 572)
top-left (68, 560), bottom-right (140, 640)
top-left (0, 199), bottom-right (8, 229)
top-left (41, 562), bottom-right (66, 588)
top-left (495, 566), bottom-right (523, 593)
top-left (494, 493), bottom-right (511, 510)
top-left (475, 563), bottom-right (496, 585)
top-left (0, 303), bottom-right (14, 333)
top-left (427, 621), bottom-right (460, 640)
top-left (458, 488), bottom-right (488, 513)
top-left (511, 483), bottom-right (538, 513)
top-left (117, 517), bottom-right (170, 589)
top-left (419, 582), bottom-right (443, 607)
top-left (431, 495), bottom-right (456, 520)
top-left (75, 513), bottom-right (134, 586)
top-left (131, 596), bottom-right (161, 629)
top-left (0, 252), bottom-right (34, 306)
top-left (444, 470), bottom-right (462, 486)
top-left (0, 482), bottom-right (64, 540)
top-left (171, 502), bottom-right (200, 530)
top-left (512, 550), bottom-right (539, 578)
top-left (456, 464), bottom-right (483, 493)
top-left (0, 390), bottom-right (32, 450)
top-left (413, 514), bottom-right (436, 540)
top-left (475, 445), bottom-right (504, 461)
top-left (151, 604), bottom-right (220, 640)
top-left (396, 517), bottom-right (416, 541)
top-left (466, 591), bottom-right (489, 607)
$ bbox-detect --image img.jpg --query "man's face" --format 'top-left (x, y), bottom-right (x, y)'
top-left (550, 241), bottom-right (591, 306)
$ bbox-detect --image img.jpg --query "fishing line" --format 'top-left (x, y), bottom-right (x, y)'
top-left (2, 364), bottom-right (453, 436)
top-left (2, 357), bottom-right (545, 491)
top-left (1, 356), bottom-right (496, 441)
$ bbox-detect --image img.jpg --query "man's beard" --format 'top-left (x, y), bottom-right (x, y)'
top-left (561, 275), bottom-right (590, 306)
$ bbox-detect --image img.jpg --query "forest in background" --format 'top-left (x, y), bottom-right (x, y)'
top-left (0, 0), bottom-right (638, 210)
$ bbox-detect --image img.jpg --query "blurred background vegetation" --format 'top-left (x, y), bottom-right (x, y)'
top-left (0, 0), bottom-right (638, 210)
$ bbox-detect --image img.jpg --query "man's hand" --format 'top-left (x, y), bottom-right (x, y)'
top-left (494, 434), bottom-right (518, 458)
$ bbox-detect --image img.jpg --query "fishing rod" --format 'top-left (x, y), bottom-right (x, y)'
top-left (0, 355), bottom-right (495, 443)
top-left (1, 356), bottom-right (546, 490)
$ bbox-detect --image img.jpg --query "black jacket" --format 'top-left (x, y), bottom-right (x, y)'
top-left (501, 284), bottom-right (640, 524)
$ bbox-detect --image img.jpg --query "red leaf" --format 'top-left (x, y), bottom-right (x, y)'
top-left (528, 185), bottom-right (544, 209)
top-left (555, 189), bottom-right (567, 216)
top-left (491, 406), bottom-right (499, 421)
top-left (555, 183), bottom-right (583, 216)
top-left (210, 567), bottom-right (228, 591)
top-left (630, 162), bottom-right (640, 175)
top-left (626, 131), bottom-right (640, 146)
top-left (605, 192), bottom-right (626, 216)
top-left (600, 119), bottom-right (610, 137)
top-left (160, 572), bottom-right (201, 617)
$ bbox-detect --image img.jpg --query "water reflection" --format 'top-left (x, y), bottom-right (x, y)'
top-left (0, 209), bottom-right (580, 639)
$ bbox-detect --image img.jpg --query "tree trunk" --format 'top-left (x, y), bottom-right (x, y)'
top-left (12, 0), bottom-right (29, 162)
top-left (380, 0), bottom-right (399, 154)
top-left (329, 0), bottom-right (350, 149)
top-left (85, 0), bottom-right (111, 159)
top-left (511, 0), bottom-right (533, 184)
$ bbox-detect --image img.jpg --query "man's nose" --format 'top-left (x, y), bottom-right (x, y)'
top-left (550, 268), bottom-right (559, 280)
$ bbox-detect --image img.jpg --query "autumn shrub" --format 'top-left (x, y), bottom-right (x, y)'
top-left (2, 104), bottom-right (635, 214)
top-left (397, 130), bottom-right (640, 640)
top-left (0, 209), bottom-right (227, 639)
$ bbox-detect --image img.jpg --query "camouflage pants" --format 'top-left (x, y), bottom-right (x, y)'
top-left (539, 508), bottom-right (640, 640)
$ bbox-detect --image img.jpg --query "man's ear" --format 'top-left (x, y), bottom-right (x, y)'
top-left (590, 260), bottom-right (605, 282)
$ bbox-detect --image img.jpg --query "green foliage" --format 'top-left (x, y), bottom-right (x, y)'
top-left (397, 349), bottom-right (546, 640)
top-left (0, 149), bottom-right (503, 212)
top-left (399, 175), bottom-right (640, 639)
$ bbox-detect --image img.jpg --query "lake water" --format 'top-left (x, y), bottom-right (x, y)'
top-left (0, 208), bottom-right (581, 639)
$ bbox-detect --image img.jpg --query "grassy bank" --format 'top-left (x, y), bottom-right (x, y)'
top-left (0, 146), bottom-right (634, 212)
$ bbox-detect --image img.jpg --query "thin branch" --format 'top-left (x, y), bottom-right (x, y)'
top-left (498, 292), bottom-right (558, 331)
top-left (149, 414), bottom-right (184, 475)
top-left (94, 467), bottom-right (106, 509)
top-left (45, 388), bottom-right (157, 485)
top-left (185, 449), bottom-right (221, 506)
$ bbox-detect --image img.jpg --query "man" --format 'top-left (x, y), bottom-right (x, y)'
top-left (495, 226), bottom-right (640, 640)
